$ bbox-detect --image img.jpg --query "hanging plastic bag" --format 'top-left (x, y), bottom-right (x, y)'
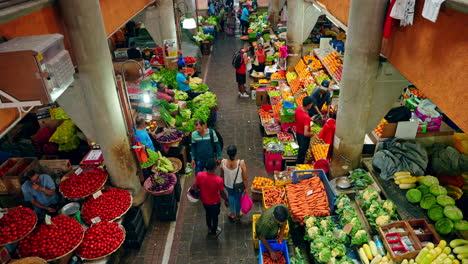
top-left (240, 194), bottom-right (253, 215)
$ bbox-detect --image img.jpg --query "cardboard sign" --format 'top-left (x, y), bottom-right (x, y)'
top-left (93, 190), bottom-right (102, 199)
top-left (343, 223), bottom-right (354, 234)
top-left (306, 190), bottom-right (314, 196)
top-left (91, 217), bottom-right (101, 224)
top-left (75, 167), bottom-right (83, 175)
top-left (45, 215), bottom-right (52, 225)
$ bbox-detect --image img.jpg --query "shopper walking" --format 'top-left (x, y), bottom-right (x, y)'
top-left (234, 45), bottom-right (251, 98)
top-left (191, 119), bottom-right (223, 176)
top-left (240, 4), bottom-right (250, 35)
top-left (295, 96), bottom-right (314, 164)
top-left (220, 145), bottom-right (248, 221)
top-left (308, 80), bottom-right (332, 120)
top-left (193, 158), bottom-right (229, 237)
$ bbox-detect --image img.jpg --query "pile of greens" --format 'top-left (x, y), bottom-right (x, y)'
top-left (349, 168), bottom-right (374, 189)
top-left (190, 83), bottom-right (209, 93)
top-left (149, 68), bottom-right (178, 89)
top-left (202, 16), bottom-right (219, 25)
top-left (194, 27), bottom-right (214, 43)
top-left (358, 187), bottom-right (398, 227)
top-left (175, 90), bottom-right (188, 101)
top-left (193, 92), bottom-right (217, 108)
top-left (304, 215), bottom-right (356, 263)
top-left (335, 195), bottom-right (369, 246)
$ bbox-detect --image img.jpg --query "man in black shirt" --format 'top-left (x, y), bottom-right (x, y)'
top-left (308, 80), bottom-right (332, 119)
top-left (127, 42), bottom-right (142, 59)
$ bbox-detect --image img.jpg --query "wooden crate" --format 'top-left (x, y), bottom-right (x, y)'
top-left (378, 221), bottom-right (423, 262)
top-left (407, 219), bottom-right (441, 246)
top-left (4, 157), bottom-right (37, 194)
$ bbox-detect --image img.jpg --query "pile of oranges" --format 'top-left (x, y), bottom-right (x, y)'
top-left (290, 78), bottom-right (304, 94)
top-left (312, 144), bottom-right (329, 160)
top-left (252, 177), bottom-right (274, 191)
top-left (296, 93), bottom-right (307, 107)
top-left (294, 59), bottom-right (307, 73)
top-left (304, 55), bottom-right (323, 70)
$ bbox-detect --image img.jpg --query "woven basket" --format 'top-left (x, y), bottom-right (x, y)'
top-left (151, 157), bottom-right (182, 174)
top-left (143, 173), bottom-right (177, 195)
top-left (0, 208), bottom-right (37, 247)
top-left (77, 225), bottom-right (126, 261)
top-left (10, 257), bottom-right (47, 264)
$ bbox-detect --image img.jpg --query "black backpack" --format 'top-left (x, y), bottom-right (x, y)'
top-left (232, 50), bottom-right (245, 69)
top-left (209, 129), bottom-right (224, 153)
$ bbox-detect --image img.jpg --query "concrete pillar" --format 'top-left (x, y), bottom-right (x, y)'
top-left (330, 0), bottom-right (388, 178)
top-left (144, 0), bottom-right (179, 69)
top-left (58, 0), bottom-right (145, 205)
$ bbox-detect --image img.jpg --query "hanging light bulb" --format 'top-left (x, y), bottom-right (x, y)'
top-left (182, 13), bottom-right (196, 29)
top-left (143, 92), bottom-right (151, 104)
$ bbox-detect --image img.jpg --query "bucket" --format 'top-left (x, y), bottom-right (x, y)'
top-left (201, 42), bottom-right (211, 55)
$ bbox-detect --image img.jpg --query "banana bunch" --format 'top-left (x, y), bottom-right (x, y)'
top-left (445, 185), bottom-right (463, 200)
top-left (393, 172), bottom-right (425, 190)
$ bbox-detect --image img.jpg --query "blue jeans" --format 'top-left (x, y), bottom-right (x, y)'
top-left (225, 186), bottom-right (242, 216)
top-left (195, 160), bottom-right (207, 176)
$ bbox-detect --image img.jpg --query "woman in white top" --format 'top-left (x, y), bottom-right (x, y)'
top-left (220, 145), bottom-right (248, 221)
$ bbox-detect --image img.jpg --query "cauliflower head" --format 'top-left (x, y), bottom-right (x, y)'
top-left (375, 214), bottom-right (391, 226)
top-left (351, 229), bottom-right (369, 245)
top-left (305, 216), bottom-right (316, 228)
top-left (307, 226), bottom-right (319, 239)
top-left (382, 200), bottom-right (396, 215)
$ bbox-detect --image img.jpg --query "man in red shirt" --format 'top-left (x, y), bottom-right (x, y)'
top-left (194, 158), bottom-right (229, 237)
top-left (235, 45), bottom-right (251, 98)
top-left (295, 96), bottom-right (314, 164)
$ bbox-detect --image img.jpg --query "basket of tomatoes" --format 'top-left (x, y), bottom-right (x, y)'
top-left (81, 188), bottom-right (133, 225)
top-left (59, 167), bottom-right (108, 200)
top-left (0, 206), bottom-right (37, 246)
top-left (77, 222), bottom-right (125, 260)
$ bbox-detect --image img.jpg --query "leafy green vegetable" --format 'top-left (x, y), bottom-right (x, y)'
top-left (359, 187), bottom-right (379, 204)
top-left (435, 218), bottom-right (454, 235)
top-left (420, 194), bottom-right (436, 209)
top-left (193, 92), bottom-right (217, 108)
top-left (290, 248), bottom-right (307, 264)
top-left (454, 220), bottom-right (468, 231)
top-left (419, 175), bottom-right (439, 187)
top-left (430, 185), bottom-right (447, 196)
top-left (349, 168), bottom-right (373, 189)
top-left (318, 248), bottom-right (332, 262)
top-left (436, 195), bottom-right (455, 206)
top-left (406, 189), bottom-right (422, 203)
top-left (351, 230), bottom-right (369, 245)
top-left (428, 205), bottom-right (444, 221)
top-left (175, 90), bottom-right (188, 100)
top-left (382, 200), bottom-right (396, 215)
top-left (417, 185), bottom-right (430, 195)
top-left (149, 68), bottom-right (178, 88)
top-left (190, 83), bottom-right (209, 93)
top-left (443, 205), bottom-right (463, 221)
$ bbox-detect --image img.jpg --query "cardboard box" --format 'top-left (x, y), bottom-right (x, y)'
top-left (80, 149), bottom-right (104, 166)
top-left (256, 88), bottom-right (268, 106)
top-left (0, 247), bottom-right (11, 264)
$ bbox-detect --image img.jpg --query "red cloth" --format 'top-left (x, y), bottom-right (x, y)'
top-left (256, 49), bottom-right (266, 63)
top-left (383, 0), bottom-right (397, 39)
top-left (195, 171), bottom-right (224, 205)
top-left (318, 119), bottom-right (336, 145)
top-left (295, 108), bottom-right (310, 135)
top-left (235, 49), bottom-right (247, 74)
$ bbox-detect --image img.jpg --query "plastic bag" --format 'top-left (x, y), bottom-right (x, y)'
top-left (240, 194), bottom-right (253, 215)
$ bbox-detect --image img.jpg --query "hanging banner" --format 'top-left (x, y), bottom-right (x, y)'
top-left (163, 39), bottom-right (178, 58)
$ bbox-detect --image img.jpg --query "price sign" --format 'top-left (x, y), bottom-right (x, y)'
top-left (93, 190), bottom-right (103, 199)
top-left (306, 189), bottom-right (314, 196)
top-left (343, 223), bottom-right (354, 234)
top-left (75, 167), bottom-right (83, 175)
top-left (91, 217), bottom-right (101, 224)
top-left (45, 215), bottom-right (52, 225)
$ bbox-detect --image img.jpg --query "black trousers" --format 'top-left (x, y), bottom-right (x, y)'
top-left (296, 133), bottom-right (311, 165)
top-left (203, 203), bottom-right (221, 233)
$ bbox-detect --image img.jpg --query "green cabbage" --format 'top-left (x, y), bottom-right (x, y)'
top-left (428, 205), bottom-right (444, 221)
top-left (419, 175), bottom-right (439, 187)
top-left (443, 205), bottom-right (463, 221)
top-left (406, 189), bottom-right (422, 203)
top-left (436, 195), bottom-right (455, 206)
top-left (435, 218), bottom-right (454, 235)
top-left (417, 185), bottom-right (430, 195)
top-left (430, 185), bottom-right (447, 196)
top-left (420, 194), bottom-right (436, 209)
top-left (454, 220), bottom-right (468, 231)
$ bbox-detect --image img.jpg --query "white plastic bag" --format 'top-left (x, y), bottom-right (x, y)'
top-left (422, 0), bottom-right (446, 22)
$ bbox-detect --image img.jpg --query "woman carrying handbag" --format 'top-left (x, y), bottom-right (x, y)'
top-left (220, 145), bottom-right (248, 221)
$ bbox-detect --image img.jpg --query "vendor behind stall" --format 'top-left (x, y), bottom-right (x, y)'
top-left (135, 116), bottom-right (156, 151)
top-left (255, 204), bottom-right (289, 261)
top-left (127, 41), bottom-right (142, 59)
top-left (254, 44), bottom-right (266, 73)
top-left (176, 66), bottom-right (191, 92)
top-left (308, 80), bottom-right (332, 120)
top-left (21, 170), bottom-right (58, 217)
top-left (295, 96), bottom-right (314, 164)
top-left (156, 82), bottom-right (177, 103)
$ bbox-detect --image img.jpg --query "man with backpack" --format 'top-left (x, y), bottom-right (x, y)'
top-left (232, 45), bottom-right (251, 98)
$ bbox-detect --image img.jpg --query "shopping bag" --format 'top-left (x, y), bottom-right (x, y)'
top-left (240, 194), bottom-right (253, 215)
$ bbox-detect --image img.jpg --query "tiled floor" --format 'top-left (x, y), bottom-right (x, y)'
top-left (121, 27), bottom-right (270, 264)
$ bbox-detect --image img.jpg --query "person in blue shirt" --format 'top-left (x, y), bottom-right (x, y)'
top-left (135, 116), bottom-right (156, 151)
top-left (21, 170), bottom-right (58, 216)
top-left (176, 65), bottom-right (191, 93)
top-left (240, 4), bottom-right (250, 35)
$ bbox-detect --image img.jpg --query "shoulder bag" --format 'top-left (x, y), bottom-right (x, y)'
top-left (232, 160), bottom-right (245, 193)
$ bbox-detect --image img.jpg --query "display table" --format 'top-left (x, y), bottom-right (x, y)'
top-left (361, 158), bottom-right (429, 221)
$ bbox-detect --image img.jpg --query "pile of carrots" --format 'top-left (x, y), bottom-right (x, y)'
top-left (263, 186), bottom-right (287, 209)
top-left (285, 177), bottom-right (330, 224)
top-left (262, 251), bottom-right (287, 264)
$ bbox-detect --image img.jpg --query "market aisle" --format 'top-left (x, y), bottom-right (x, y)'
top-left (167, 34), bottom-right (269, 264)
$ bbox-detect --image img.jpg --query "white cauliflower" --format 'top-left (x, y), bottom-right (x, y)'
top-left (382, 200), bottom-right (396, 215)
top-left (375, 214), bottom-right (391, 226)
top-left (361, 187), bottom-right (378, 202)
top-left (307, 226), bottom-right (319, 239)
top-left (305, 216), bottom-right (316, 228)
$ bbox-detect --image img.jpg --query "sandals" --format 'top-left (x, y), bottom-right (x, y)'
top-left (228, 213), bottom-right (236, 221)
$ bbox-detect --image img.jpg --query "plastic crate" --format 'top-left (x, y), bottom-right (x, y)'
top-left (292, 169), bottom-right (336, 213)
top-left (265, 152), bottom-right (282, 173)
top-left (252, 214), bottom-right (289, 249)
top-left (258, 240), bottom-right (290, 264)
top-left (280, 122), bottom-right (296, 132)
